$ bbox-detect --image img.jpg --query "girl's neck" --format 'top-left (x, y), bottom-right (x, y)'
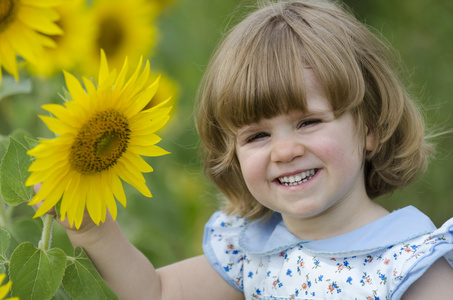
top-left (281, 199), bottom-right (389, 241)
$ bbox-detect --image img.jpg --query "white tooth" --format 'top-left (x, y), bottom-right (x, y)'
top-left (311, 169), bottom-right (315, 175)
top-left (301, 171), bottom-right (307, 179)
top-left (295, 175), bottom-right (301, 182)
top-left (283, 176), bottom-right (288, 182)
top-left (289, 176), bottom-right (295, 183)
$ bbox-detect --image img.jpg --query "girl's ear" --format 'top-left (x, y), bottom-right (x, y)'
top-left (365, 126), bottom-right (376, 152)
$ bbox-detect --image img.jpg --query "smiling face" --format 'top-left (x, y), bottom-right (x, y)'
top-left (235, 69), bottom-right (377, 237)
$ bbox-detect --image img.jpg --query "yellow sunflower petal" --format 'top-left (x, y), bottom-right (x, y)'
top-left (39, 115), bottom-right (75, 135)
top-left (22, 0), bottom-right (67, 7)
top-left (124, 79), bottom-right (159, 118)
top-left (63, 71), bottom-right (89, 103)
top-left (112, 57), bottom-right (129, 96)
top-left (0, 278), bottom-right (12, 299)
top-left (86, 175), bottom-right (103, 225)
top-left (122, 152), bottom-right (153, 173)
top-left (28, 166), bottom-right (69, 205)
top-left (41, 104), bottom-right (80, 126)
top-left (72, 177), bottom-right (88, 229)
top-left (111, 173), bottom-right (127, 208)
top-left (0, 39), bottom-right (18, 79)
top-left (79, 77), bottom-right (94, 95)
top-left (102, 172), bottom-right (117, 220)
top-left (28, 154), bottom-right (67, 172)
top-left (33, 176), bottom-right (67, 218)
top-left (116, 160), bottom-right (152, 197)
top-left (129, 107), bottom-right (172, 132)
top-left (27, 137), bottom-right (71, 158)
top-left (128, 144), bottom-right (170, 157)
top-left (17, 6), bottom-right (63, 35)
top-left (98, 49), bottom-right (110, 85)
top-left (59, 172), bottom-right (82, 222)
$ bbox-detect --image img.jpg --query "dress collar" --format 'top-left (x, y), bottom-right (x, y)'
top-left (239, 206), bottom-right (436, 256)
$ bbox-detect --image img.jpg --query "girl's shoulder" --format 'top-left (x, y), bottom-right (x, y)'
top-left (202, 211), bottom-right (249, 291)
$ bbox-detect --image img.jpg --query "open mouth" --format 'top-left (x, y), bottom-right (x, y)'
top-left (277, 169), bottom-right (318, 186)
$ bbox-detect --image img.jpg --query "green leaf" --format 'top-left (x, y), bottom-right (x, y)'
top-left (0, 137), bottom-right (33, 206)
top-left (52, 286), bottom-right (72, 300)
top-left (0, 135), bottom-right (9, 161)
top-left (9, 242), bottom-right (67, 300)
top-left (24, 136), bottom-right (40, 150)
top-left (9, 129), bottom-right (35, 149)
top-left (62, 247), bottom-right (118, 300)
top-left (0, 76), bottom-right (32, 100)
top-left (0, 228), bottom-right (11, 273)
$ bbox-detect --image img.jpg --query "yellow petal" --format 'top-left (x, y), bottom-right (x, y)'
top-left (121, 152), bottom-right (153, 173)
top-left (86, 175), bottom-right (102, 225)
top-left (102, 172), bottom-right (117, 221)
top-left (112, 57), bottom-right (129, 98)
top-left (72, 177), bottom-right (88, 229)
top-left (28, 156), bottom-right (67, 172)
top-left (22, 0), bottom-right (67, 7)
top-left (39, 115), bottom-right (75, 135)
top-left (124, 79), bottom-right (159, 118)
top-left (116, 160), bottom-right (152, 197)
top-left (33, 175), bottom-right (67, 217)
top-left (0, 279), bottom-right (11, 298)
top-left (111, 173), bottom-right (127, 207)
top-left (0, 38), bottom-right (18, 79)
top-left (128, 133), bottom-right (161, 147)
top-left (41, 103), bottom-right (80, 125)
top-left (59, 172), bottom-right (82, 221)
top-left (82, 77), bottom-right (97, 96)
top-left (98, 49), bottom-right (110, 85)
top-left (63, 71), bottom-right (88, 103)
top-left (128, 144), bottom-right (170, 157)
top-left (18, 6), bottom-right (63, 35)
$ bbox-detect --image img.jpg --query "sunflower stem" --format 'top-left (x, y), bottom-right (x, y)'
top-left (39, 214), bottom-right (54, 251)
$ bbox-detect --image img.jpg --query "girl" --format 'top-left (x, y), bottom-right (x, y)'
top-left (43, 0), bottom-right (453, 299)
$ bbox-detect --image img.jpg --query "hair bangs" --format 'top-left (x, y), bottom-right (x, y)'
top-left (213, 14), bottom-right (314, 135)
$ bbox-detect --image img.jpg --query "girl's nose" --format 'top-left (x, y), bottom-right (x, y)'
top-left (271, 137), bottom-right (305, 163)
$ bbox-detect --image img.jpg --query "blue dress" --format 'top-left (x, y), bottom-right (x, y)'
top-left (203, 206), bottom-right (453, 299)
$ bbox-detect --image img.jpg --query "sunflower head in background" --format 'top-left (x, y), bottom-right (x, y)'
top-left (0, 0), bottom-right (64, 83)
top-left (82, 0), bottom-right (158, 77)
top-left (26, 50), bottom-right (172, 229)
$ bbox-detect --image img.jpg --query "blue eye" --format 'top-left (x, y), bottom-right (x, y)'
top-left (247, 132), bottom-right (269, 143)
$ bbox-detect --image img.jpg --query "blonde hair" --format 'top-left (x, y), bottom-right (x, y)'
top-left (196, 0), bottom-right (433, 219)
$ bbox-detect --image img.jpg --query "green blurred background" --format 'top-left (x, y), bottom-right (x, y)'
top-left (1, 0), bottom-right (452, 268)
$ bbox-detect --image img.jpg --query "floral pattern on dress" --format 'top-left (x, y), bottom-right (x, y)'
top-left (204, 211), bottom-right (453, 300)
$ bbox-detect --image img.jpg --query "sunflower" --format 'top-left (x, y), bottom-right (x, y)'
top-left (26, 50), bottom-right (172, 229)
top-left (0, 0), bottom-right (63, 83)
top-left (0, 274), bottom-right (17, 300)
top-left (25, 0), bottom-right (95, 77)
top-left (82, 0), bottom-right (158, 77)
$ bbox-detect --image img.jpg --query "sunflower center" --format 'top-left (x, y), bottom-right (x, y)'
top-left (70, 109), bottom-right (130, 174)
top-left (0, 0), bottom-right (17, 32)
top-left (97, 16), bottom-right (124, 57)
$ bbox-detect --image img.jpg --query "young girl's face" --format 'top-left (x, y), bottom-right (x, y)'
top-left (235, 69), bottom-right (375, 232)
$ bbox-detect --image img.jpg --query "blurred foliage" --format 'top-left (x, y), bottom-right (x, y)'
top-left (1, 0), bottom-right (452, 272)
